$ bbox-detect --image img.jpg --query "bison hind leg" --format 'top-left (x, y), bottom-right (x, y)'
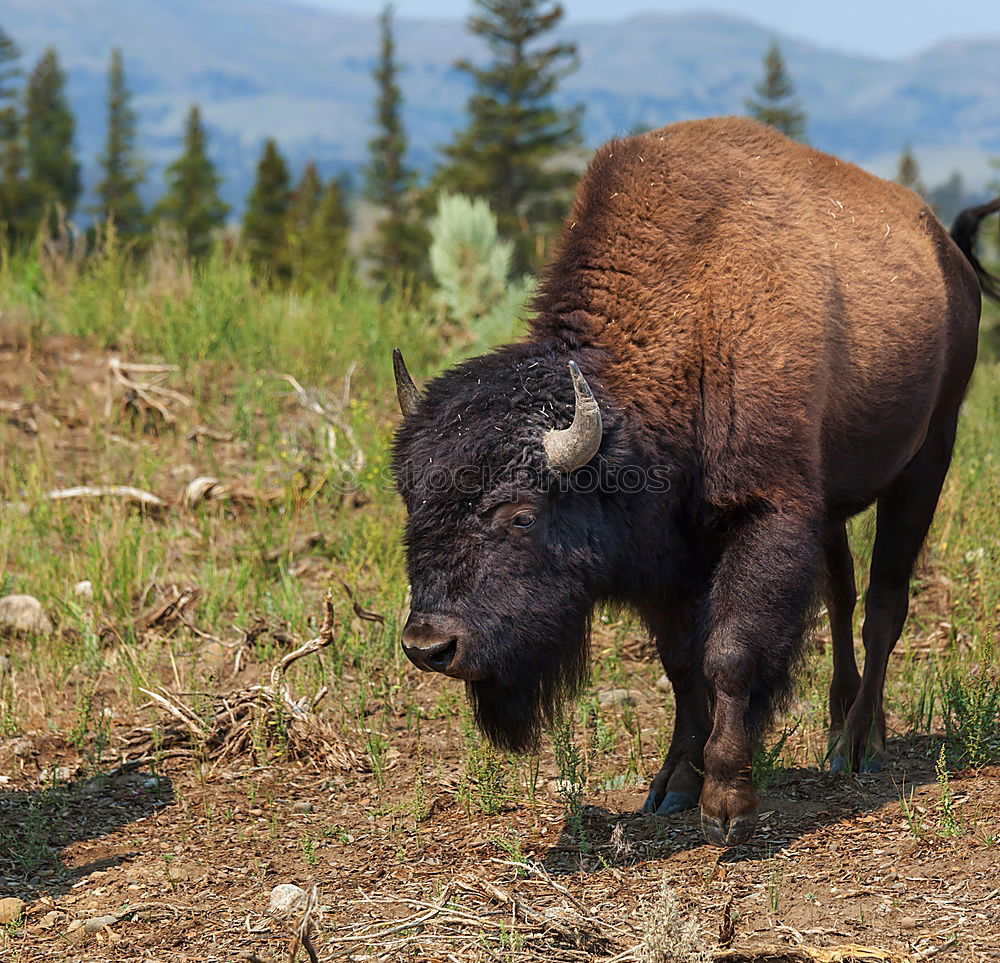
top-left (837, 410), bottom-right (958, 774)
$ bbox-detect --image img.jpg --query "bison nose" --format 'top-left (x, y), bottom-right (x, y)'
top-left (401, 613), bottom-right (471, 677)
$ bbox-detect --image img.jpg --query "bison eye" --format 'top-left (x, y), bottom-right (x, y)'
top-left (511, 511), bottom-right (537, 530)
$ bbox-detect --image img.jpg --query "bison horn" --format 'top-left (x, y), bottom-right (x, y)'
top-left (544, 361), bottom-right (603, 472)
top-left (392, 348), bottom-right (421, 417)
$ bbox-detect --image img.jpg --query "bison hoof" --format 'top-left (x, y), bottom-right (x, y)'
top-left (700, 809), bottom-right (758, 847)
top-left (829, 753), bottom-right (883, 775)
top-left (657, 791), bottom-right (700, 814)
top-left (640, 785), bottom-right (662, 814)
top-left (640, 787), bottom-right (699, 816)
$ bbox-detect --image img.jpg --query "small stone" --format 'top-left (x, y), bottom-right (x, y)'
top-left (292, 801), bottom-right (314, 814)
top-left (38, 910), bottom-right (59, 929)
top-left (39, 765), bottom-right (74, 784)
top-left (74, 580), bottom-right (94, 599)
top-left (598, 688), bottom-right (635, 707)
top-left (547, 778), bottom-right (584, 795)
top-left (0, 897), bottom-right (25, 925)
top-left (899, 916), bottom-right (917, 931)
top-left (84, 915), bottom-right (118, 935)
top-left (0, 595), bottom-right (54, 636)
top-left (655, 674), bottom-right (670, 692)
top-left (268, 883), bottom-right (308, 919)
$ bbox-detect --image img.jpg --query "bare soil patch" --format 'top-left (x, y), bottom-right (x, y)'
top-left (1, 337), bottom-right (997, 961)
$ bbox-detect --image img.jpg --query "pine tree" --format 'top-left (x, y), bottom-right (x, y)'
top-left (287, 160), bottom-right (323, 280)
top-left (746, 40), bottom-right (807, 141)
top-left (895, 144), bottom-right (925, 198)
top-left (94, 48), bottom-right (145, 243)
top-left (0, 27), bottom-right (25, 241)
top-left (24, 47), bottom-right (81, 228)
top-left (434, 0), bottom-right (582, 270)
top-left (365, 3), bottom-right (425, 281)
top-left (286, 162), bottom-right (351, 286)
top-left (302, 175), bottom-right (351, 287)
top-left (154, 105), bottom-right (229, 260)
top-left (242, 137), bottom-right (291, 278)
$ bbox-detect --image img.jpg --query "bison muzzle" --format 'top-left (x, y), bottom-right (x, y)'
top-left (391, 117), bottom-right (999, 846)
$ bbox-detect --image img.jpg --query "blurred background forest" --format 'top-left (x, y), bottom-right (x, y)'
top-left (1, 0), bottom-right (998, 302)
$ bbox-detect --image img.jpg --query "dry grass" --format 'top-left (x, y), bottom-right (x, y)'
top-left (0, 254), bottom-right (997, 961)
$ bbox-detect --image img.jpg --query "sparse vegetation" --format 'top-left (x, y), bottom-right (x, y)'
top-left (0, 168), bottom-right (997, 960)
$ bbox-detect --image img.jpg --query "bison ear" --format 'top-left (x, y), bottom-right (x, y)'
top-left (392, 348), bottom-right (422, 417)
top-left (543, 361), bottom-right (603, 472)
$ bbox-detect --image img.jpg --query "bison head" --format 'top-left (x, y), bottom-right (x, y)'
top-left (391, 344), bottom-right (665, 753)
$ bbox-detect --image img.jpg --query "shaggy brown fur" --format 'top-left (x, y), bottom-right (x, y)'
top-left (392, 116), bottom-right (994, 846)
top-left (534, 118), bottom-right (978, 518)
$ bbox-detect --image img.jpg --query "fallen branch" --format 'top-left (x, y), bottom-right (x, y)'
top-left (122, 594), bottom-right (359, 772)
top-left (107, 356), bottom-right (193, 428)
top-left (270, 592), bottom-right (337, 688)
top-left (44, 485), bottom-right (166, 511)
top-left (280, 368), bottom-right (365, 476)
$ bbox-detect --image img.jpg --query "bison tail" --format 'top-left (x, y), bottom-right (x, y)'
top-left (950, 197), bottom-right (1000, 303)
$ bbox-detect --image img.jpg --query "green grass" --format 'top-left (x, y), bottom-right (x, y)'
top-left (0, 237), bottom-right (997, 817)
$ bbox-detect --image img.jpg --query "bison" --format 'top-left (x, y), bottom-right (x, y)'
top-left (390, 117), bottom-right (999, 846)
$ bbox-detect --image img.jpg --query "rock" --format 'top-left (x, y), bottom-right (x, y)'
top-left (598, 688), bottom-right (636, 708)
top-left (655, 674), bottom-right (670, 692)
top-left (899, 916), bottom-right (917, 931)
top-left (74, 580), bottom-right (94, 599)
top-left (0, 595), bottom-right (54, 636)
top-left (268, 883), bottom-right (308, 919)
top-left (84, 915), bottom-right (118, 934)
top-left (0, 897), bottom-right (25, 925)
top-left (38, 910), bottom-right (59, 929)
top-left (292, 801), bottom-right (314, 814)
top-left (547, 778), bottom-right (584, 796)
top-left (39, 765), bottom-right (74, 784)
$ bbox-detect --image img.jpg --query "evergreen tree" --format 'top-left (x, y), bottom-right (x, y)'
top-left (746, 40), bottom-right (807, 141)
top-left (302, 175), bottom-right (351, 287)
top-left (434, 0), bottom-right (582, 269)
top-left (895, 144), bottom-right (925, 197)
top-left (94, 48), bottom-right (145, 243)
top-left (242, 137), bottom-right (291, 277)
top-left (287, 162), bottom-right (351, 286)
top-left (0, 27), bottom-right (25, 240)
top-left (24, 47), bottom-right (81, 227)
top-left (365, 3), bottom-right (425, 280)
top-left (154, 105), bottom-right (229, 260)
top-left (287, 160), bottom-right (323, 279)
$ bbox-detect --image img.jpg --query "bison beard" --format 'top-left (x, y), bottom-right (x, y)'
top-left (466, 611), bottom-right (591, 754)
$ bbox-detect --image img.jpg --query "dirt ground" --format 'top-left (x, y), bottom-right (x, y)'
top-left (1, 335), bottom-right (998, 962)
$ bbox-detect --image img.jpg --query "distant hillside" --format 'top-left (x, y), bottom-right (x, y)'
top-left (1, 0), bottom-right (998, 213)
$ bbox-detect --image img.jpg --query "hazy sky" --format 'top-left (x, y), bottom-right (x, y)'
top-left (295, 0), bottom-right (1000, 58)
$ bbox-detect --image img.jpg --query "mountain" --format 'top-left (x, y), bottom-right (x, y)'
top-left (1, 0), bottom-right (998, 213)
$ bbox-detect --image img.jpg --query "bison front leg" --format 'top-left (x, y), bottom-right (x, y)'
top-left (641, 602), bottom-right (711, 815)
top-left (700, 510), bottom-right (821, 846)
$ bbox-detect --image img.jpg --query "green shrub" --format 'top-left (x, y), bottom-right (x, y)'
top-left (428, 192), bottom-right (533, 345)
